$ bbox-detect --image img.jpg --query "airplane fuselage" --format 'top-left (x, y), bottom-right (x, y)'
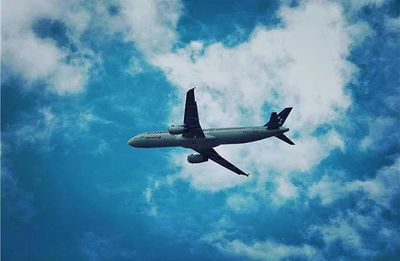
top-left (128, 126), bottom-right (289, 150)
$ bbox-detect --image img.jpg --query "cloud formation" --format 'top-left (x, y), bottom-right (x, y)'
top-left (214, 238), bottom-right (316, 261)
top-left (117, 0), bottom-right (182, 58)
top-left (309, 158), bottom-right (400, 257)
top-left (2, 0), bottom-right (96, 95)
top-left (79, 232), bottom-right (135, 261)
top-left (2, 106), bottom-right (112, 154)
top-left (202, 216), bottom-right (317, 260)
top-left (146, 0), bottom-right (357, 191)
top-left (3, 0), bottom-right (398, 260)
top-left (114, 1), bottom-right (399, 258)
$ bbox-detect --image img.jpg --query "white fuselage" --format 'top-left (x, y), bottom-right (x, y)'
top-left (128, 126), bottom-right (289, 150)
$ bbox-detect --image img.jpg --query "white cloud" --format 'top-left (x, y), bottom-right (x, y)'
top-left (273, 175), bottom-right (298, 202)
top-left (143, 0), bottom-right (360, 191)
top-left (155, 0), bottom-right (354, 126)
top-left (340, 0), bottom-right (385, 14)
top-left (309, 173), bottom-right (348, 205)
top-left (117, 0), bottom-right (182, 58)
top-left (79, 232), bottom-right (136, 261)
top-left (346, 21), bottom-right (373, 45)
top-left (309, 158), bottom-right (400, 256)
top-left (353, 158), bottom-right (400, 209)
top-left (201, 216), bottom-right (317, 260)
top-left (113, 1), bottom-right (398, 256)
top-left (310, 207), bottom-right (399, 257)
top-left (76, 111), bottom-right (112, 131)
top-left (201, 159), bottom-right (400, 259)
top-left (2, 0), bottom-right (96, 95)
top-left (385, 16), bottom-right (400, 31)
top-left (312, 214), bottom-right (364, 250)
top-left (360, 116), bottom-right (400, 151)
top-left (220, 239), bottom-right (316, 261)
top-left (226, 194), bottom-right (259, 213)
top-left (203, 233), bottom-right (316, 261)
top-left (3, 107), bottom-right (112, 152)
top-left (11, 107), bottom-right (57, 148)
top-left (144, 180), bottom-right (161, 216)
top-left (310, 158), bottom-right (400, 207)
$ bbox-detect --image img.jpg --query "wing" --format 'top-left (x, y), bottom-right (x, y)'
top-left (194, 148), bottom-right (250, 176)
top-left (183, 88), bottom-right (205, 138)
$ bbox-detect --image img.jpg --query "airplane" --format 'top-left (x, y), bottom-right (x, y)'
top-left (128, 88), bottom-right (294, 177)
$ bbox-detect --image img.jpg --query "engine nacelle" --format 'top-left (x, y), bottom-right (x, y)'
top-left (187, 154), bottom-right (208, 164)
top-left (168, 124), bottom-right (186, 135)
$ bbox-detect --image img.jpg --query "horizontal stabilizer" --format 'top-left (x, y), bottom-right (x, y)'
top-left (275, 134), bottom-right (295, 145)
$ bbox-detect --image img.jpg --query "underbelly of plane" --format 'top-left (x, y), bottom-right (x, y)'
top-left (218, 136), bottom-right (264, 145)
top-left (140, 135), bottom-right (219, 148)
top-left (214, 131), bottom-right (269, 144)
top-left (137, 131), bottom-right (272, 148)
top-left (182, 136), bottom-right (219, 149)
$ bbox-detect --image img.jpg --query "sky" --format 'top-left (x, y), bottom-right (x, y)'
top-left (1, 0), bottom-right (400, 260)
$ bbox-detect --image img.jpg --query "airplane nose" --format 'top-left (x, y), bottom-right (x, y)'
top-left (128, 137), bottom-right (136, 147)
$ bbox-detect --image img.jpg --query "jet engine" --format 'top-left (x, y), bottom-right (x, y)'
top-left (187, 154), bottom-right (208, 163)
top-left (168, 124), bottom-right (186, 135)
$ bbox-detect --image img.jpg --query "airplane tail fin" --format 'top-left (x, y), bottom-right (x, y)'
top-left (266, 112), bottom-right (279, 130)
top-left (264, 107), bottom-right (295, 145)
top-left (265, 107), bottom-right (293, 129)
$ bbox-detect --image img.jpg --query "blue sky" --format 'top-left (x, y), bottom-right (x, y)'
top-left (2, 0), bottom-right (399, 260)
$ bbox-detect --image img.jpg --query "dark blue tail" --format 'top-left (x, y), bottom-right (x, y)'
top-left (264, 107), bottom-right (293, 129)
top-left (264, 107), bottom-right (295, 145)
